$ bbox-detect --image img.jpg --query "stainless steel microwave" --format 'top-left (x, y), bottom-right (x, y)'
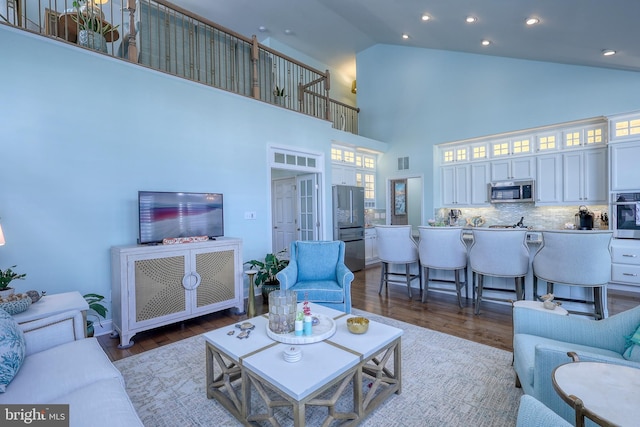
top-left (489, 180), bottom-right (535, 203)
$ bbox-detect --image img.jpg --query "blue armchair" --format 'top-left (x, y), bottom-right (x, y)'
top-left (515, 395), bottom-right (571, 427)
top-left (276, 241), bottom-right (354, 313)
top-left (513, 304), bottom-right (640, 424)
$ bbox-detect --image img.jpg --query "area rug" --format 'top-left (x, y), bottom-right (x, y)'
top-left (114, 309), bottom-right (523, 426)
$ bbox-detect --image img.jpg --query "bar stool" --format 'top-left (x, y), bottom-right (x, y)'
top-left (375, 225), bottom-right (421, 299)
top-left (469, 228), bottom-right (529, 315)
top-left (532, 230), bottom-right (612, 319)
top-left (417, 226), bottom-right (468, 307)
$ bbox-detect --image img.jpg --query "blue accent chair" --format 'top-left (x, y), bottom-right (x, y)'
top-left (513, 304), bottom-right (640, 424)
top-left (276, 241), bottom-right (354, 313)
top-left (516, 395), bottom-right (572, 427)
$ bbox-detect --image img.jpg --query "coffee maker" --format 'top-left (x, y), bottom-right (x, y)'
top-left (575, 205), bottom-right (594, 230)
top-left (448, 209), bottom-right (461, 226)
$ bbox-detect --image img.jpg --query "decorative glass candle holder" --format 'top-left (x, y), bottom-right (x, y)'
top-left (268, 290), bottom-right (297, 334)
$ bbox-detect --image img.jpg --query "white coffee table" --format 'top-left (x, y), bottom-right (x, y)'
top-left (204, 303), bottom-right (403, 426)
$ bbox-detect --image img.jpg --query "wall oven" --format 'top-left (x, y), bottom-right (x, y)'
top-left (612, 193), bottom-right (640, 239)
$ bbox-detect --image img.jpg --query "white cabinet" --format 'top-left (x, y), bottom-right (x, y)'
top-left (365, 228), bottom-right (379, 265)
top-left (441, 164), bottom-right (470, 206)
top-left (332, 165), bottom-right (357, 186)
top-left (610, 141), bottom-right (640, 191)
top-left (470, 162), bottom-right (490, 205)
top-left (562, 148), bottom-right (607, 203)
top-left (111, 238), bottom-right (243, 348)
top-left (490, 157), bottom-right (535, 181)
top-left (536, 154), bottom-right (562, 204)
top-left (611, 239), bottom-right (640, 289)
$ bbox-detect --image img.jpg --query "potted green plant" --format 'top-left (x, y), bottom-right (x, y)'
top-left (244, 250), bottom-right (289, 299)
top-left (71, 0), bottom-right (119, 52)
top-left (0, 265), bottom-right (26, 298)
top-left (84, 293), bottom-right (108, 337)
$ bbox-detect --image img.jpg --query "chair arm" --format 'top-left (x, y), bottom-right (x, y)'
top-left (19, 310), bottom-right (86, 356)
top-left (336, 262), bottom-right (355, 288)
top-left (276, 263), bottom-right (298, 290)
top-left (336, 262), bottom-right (354, 313)
top-left (513, 306), bottom-right (639, 353)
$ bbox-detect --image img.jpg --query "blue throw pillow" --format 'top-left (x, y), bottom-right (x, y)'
top-left (623, 323), bottom-right (640, 362)
top-left (0, 308), bottom-right (26, 392)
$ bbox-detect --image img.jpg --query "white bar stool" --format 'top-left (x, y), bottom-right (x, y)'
top-left (417, 226), bottom-right (468, 307)
top-left (532, 230), bottom-right (612, 319)
top-left (376, 225), bottom-right (421, 299)
top-left (469, 228), bottom-right (529, 315)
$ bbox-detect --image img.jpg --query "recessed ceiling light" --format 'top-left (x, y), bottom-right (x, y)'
top-left (466, 16), bottom-right (477, 23)
top-left (525, 17), bottom-right (540, 26)
top-left (402, 33), bottom-right (410, 40)
top-left (284, 29), bottom-right (293, 35)
top-left (602, 49), bottom-right (617, 56)
top-left (481, 40), bottom-right (491, 46)
top-left (421, 14), bottom-right (431, 21)
top-left (258, 26), bottom-right (267, 32)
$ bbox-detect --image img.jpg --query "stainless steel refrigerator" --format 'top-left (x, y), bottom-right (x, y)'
top-left (332, 185), bottom-right (365, 272)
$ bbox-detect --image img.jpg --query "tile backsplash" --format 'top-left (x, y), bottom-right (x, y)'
top-left (433, 203), bottom-right (609, 230)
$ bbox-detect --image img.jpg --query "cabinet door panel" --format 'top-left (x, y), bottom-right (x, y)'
top-left (562, 152), bottom-right (583, 202)
top-left (441, 166), bottom-right (456, 205)
top-left (194, 249), bottom-right (236, 309)
top-left (536, 154), bottom-right (562, 204)
top-left (512, 157), bottom-right (534, 179)
top-left (610, 142), bottom-right (640, 191)
top-left (454, 165), bottom-right (470, 205)
top-left (470, 163), bottom-right (490, 205)
top-left (133, 254), bottom-right (189, 325)
top-left (583, 149), bottom-right (607, 202)
top-left (490, 160), bottom-right (510, 181)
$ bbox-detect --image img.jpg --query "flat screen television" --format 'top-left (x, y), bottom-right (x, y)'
top-left (138, 191), bottom-right (224, 244)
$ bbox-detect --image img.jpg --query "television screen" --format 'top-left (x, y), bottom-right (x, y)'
top-left (138, 191), bottom-right (224, 244)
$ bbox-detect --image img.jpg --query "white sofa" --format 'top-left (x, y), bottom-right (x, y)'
top-left (0, 309), bottom-right (142, 427)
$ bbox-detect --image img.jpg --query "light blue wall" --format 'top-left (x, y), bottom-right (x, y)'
top-left (0, 26), bottom-right (385, 314)
top-left (356, 44), bottom-right (640, 217)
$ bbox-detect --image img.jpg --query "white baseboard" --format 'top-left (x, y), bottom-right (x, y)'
top-left (93, 319), bottom-right (113, 337)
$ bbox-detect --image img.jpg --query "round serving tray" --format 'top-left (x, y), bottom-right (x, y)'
top-left (266, 313), bottom-right (336, 344)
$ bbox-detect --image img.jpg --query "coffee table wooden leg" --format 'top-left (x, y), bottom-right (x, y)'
top-left (205, 342), bottom-right (244, 421)
top-left (360, 338), bottom-right (402, 414)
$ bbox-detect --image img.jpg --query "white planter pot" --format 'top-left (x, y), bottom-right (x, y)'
top-left (78, 30), bottom-right (108, 53)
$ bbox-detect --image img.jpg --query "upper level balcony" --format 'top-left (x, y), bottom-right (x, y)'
top-left (1, 0), bottom-right (359, 134)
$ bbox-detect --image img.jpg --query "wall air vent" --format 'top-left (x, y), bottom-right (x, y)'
top-left (397, 157), bottom-right (409, 170)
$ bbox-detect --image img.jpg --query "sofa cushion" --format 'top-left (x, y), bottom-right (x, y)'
top-left (51, 378), bottom-right (143, 427)
top-left (290, 280), bottom-right (344, 303)
top-left (297, 241), bottom-right (340, 282)
top-left (623, 324), bottom-right (640, 362)
top-left (0, 309), bottom-right (26, 393)
top-left (513, 333), bottom-right (624, 389)
top-left (0, 337), bottom-right (123, 404)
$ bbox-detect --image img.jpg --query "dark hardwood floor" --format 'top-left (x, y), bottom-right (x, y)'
top-left (98, 264), bottom-right (640, 362)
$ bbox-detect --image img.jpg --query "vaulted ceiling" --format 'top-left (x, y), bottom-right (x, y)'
top-left (172, 0), bottom-right (640, 80)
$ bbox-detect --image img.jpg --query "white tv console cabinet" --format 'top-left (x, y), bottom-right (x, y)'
top-left (110, 238), bottom-right (244, 348)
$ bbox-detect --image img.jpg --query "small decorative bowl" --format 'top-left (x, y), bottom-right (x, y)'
top-left (346, 316), bottom-right (369, 334)
top-left (0, 296), bottom-right (31, 315)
